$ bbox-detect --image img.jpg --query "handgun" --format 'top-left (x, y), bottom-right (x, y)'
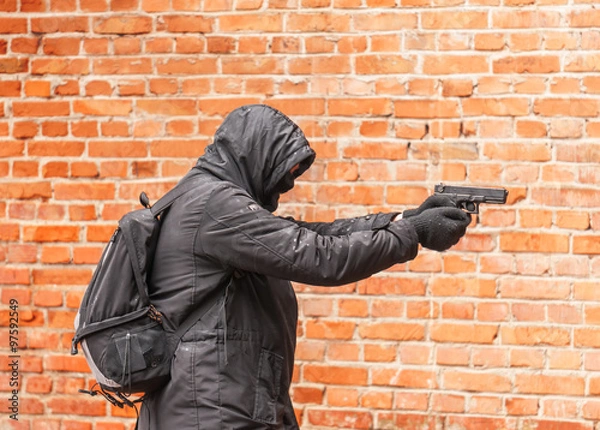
top-left (434, 183), bottom-right (508, 215)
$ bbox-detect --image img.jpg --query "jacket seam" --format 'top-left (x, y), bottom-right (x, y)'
top-left (204, 209), bottom-right (307, 276)
top-left (191, 227), bottom-right (200, 307)
top-left (203, 186), bottom-right (308, 274)
top-left (190, 344), bottom-right (200, 428)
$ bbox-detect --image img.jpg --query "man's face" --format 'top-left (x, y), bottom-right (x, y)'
top-left (272, 163), bottom-right (302, 197)
top-left (290, 163), bottom-right (301, 176)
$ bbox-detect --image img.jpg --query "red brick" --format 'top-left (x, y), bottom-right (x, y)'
top-left (222, 57), bottom-right (283, 74)
top-left (0, 17), bottom-right (27, 33)
top-left (1, 287), bottom-right (32, 304)
top-left (431, 323), bottom-right (498, 344)
top-left (535, 98), bottom-right (600, 117)
top-left (423, 55), bottom-right (488, 74)
top-left (356, 55), bottom-right (415, 74)
top-left (31, 58), bottom-right (90, 75)
top-left (493, 56), bottom-right (560, 73)
top-left (515, 374), bottom-right (584, 395)
top-left (28, 141), bottom-right (85, 156)
top-left (570, 9), bottom-right (600, 27)
top-left (89, 140), bottom-right (147, 157)
top-left (24, 80), bottom-right (51, 97)
top-left (40, 245), bottom-right (70, 264)
top-left (307, 409), bottom-right (372, 430)
top-left (54, 183), bottom-right (115, 200)
top-left (47, 398), bottom-right (105, 416)
top-left (0, 0), bottom-right (17, 12)
top-left (162, 15), bottom-right (213, 32)
top-left (289, 56), bottom-right (350, 74)
top-left (0, 182), bottom-right (52, 200)
top-left (32, 268), bottom-right (90, 285)
top-left (502, 278), bottom-right (570, 300)
top-left (0, 267), bottom-right (30, 285)
top-left (34, 290), bottom-right (63, 307)
top-left (26, 375), bottom-right (53, 394)
top-left (500, 232), bottom-right (569, 253)
top-left (431, 277), bottom-right (496, 298)
top-left (292, 386), bottom-right (324, 404)
top-left (220, 13), bottom-right (283, 31)
top-left (501, 326), bottom-right (570, 346)
top-left (43, 37), bottom-right (80, 55)
top-left (358, 322), bottom-right (424, 341)
top-left (422, 11), bottom-right (488, 29)
top-left (394, 100), bottom-right (460, 118)
top-left (287, 13), bottom-right (349, 32)
top-left (42, 121), bottom-right (69, 137)
top-left (23, 225), bottom-right (80, 242)
top-left (93, 15), bottom-right (152, 34)
top-left (94, 57), bottom-right (152, 74)
top-left (13, 101), bottom-right (70, 117)
top-left (372, 368), bottom-right (437, 389)
top-left (73, 100), bottom-right (132, 115)
top-left (304, 365), bottom-right (368, 385)
top-left (150, 139), bottom-right (208, 157)
top-left (68, 205), bottom-right (97, 221)
top-left (137, 99), bottom-right (197, 115)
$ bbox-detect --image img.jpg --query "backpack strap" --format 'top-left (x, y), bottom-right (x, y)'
top-left (149, 175), bottom-right (206, 216)
top-left (174, 279), bottom-right (230, 341)
top-left (149, 174), bottom-right (228, 342)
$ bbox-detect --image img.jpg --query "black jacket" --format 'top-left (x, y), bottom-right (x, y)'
top-left (138, 105), bottom-right (419, 429)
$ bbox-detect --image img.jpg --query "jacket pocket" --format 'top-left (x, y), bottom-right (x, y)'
top-left (253, 348), bottom-right (283, 424)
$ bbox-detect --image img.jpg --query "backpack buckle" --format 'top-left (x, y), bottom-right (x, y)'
top-left (148, 305), bottom-right (163, 324)
top-left (139, 192), bottom-right (151, 209)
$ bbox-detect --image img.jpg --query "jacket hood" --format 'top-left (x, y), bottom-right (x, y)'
top-left (195, 104), bottom-right (316, 212)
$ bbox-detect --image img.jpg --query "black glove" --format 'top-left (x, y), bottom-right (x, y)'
top-left (403, 195), bottom-right (456, 218)
top-left (406, 207), bottom-right (471, 251)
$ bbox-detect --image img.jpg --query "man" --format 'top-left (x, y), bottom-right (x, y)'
top-left (138, 104), bottom-right (470, 429)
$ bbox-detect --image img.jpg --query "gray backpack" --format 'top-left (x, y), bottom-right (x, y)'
top-left (71, 177), bottom-right (222, 408)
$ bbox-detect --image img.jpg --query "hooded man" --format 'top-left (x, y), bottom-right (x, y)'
top-left (138, 104), bottom-right (471, 429)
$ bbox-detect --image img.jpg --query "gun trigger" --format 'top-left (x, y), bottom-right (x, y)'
top-left (460, 201), bottom-right (479, 215)
top-left (466, 203), bottom-right (479, 215)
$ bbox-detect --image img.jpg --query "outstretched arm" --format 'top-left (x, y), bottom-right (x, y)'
top-left (282, 212), bottom-right (400, 236)
top-left (197, 186), bottom-right (418, 287)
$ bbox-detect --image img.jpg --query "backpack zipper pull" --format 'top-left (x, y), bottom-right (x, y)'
top-left (71, 337), bottom-right (79, 355)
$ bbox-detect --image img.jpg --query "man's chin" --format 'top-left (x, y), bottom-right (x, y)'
top-left (264, 195), bottom-right (280, 213)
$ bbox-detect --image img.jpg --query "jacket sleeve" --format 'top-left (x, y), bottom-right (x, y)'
top-left (197, 185), bottom-right (418, 287)
top-left (282, 212), bottom-right (400, 236)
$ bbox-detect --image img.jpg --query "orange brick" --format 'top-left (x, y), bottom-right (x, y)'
top-left (430, 323), bottom-right (498, 344)
top-left (501, 326), bottom-right (570, 346)
top-left (292, 386), bottom-right (324, 404)
top-left (358, 322), bottom-right (424, 341)
top-left (304, 365), bottom-right (368, 386)
top-left (305, 320), bottom-right (355, 340)
top-left (395, 100), bottom-right (459, 119)
top-left (515, 374), bottom-right (584, 396)
top-left (506, 397), bottom-right (539, 416)
top-left (372, 368), bottom-right (437, 389)
top-left (308, 409), bottom-right (371, 429)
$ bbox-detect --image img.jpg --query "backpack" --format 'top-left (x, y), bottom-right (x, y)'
top-left (71, 176), bottom-right (223, 408)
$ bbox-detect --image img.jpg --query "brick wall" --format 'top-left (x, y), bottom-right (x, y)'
top-left (1, 0), bottom-right (600, 428)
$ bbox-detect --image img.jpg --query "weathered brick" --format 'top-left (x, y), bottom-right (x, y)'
top-left (2, 2), bottom-right (600, 427)
top-left (13, 101), bottom-right (70, 117)
top-left (93, 15), bottom-right (153, 34)
top-left (304, 365), bottom-right (368, 385)
top-left (54, 182), bottom-right (116, 200)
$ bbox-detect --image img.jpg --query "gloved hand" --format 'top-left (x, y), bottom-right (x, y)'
top-left (405, 207), bottom-right (471, 251)
top-left (403, 195), bottom-right (456, 218)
